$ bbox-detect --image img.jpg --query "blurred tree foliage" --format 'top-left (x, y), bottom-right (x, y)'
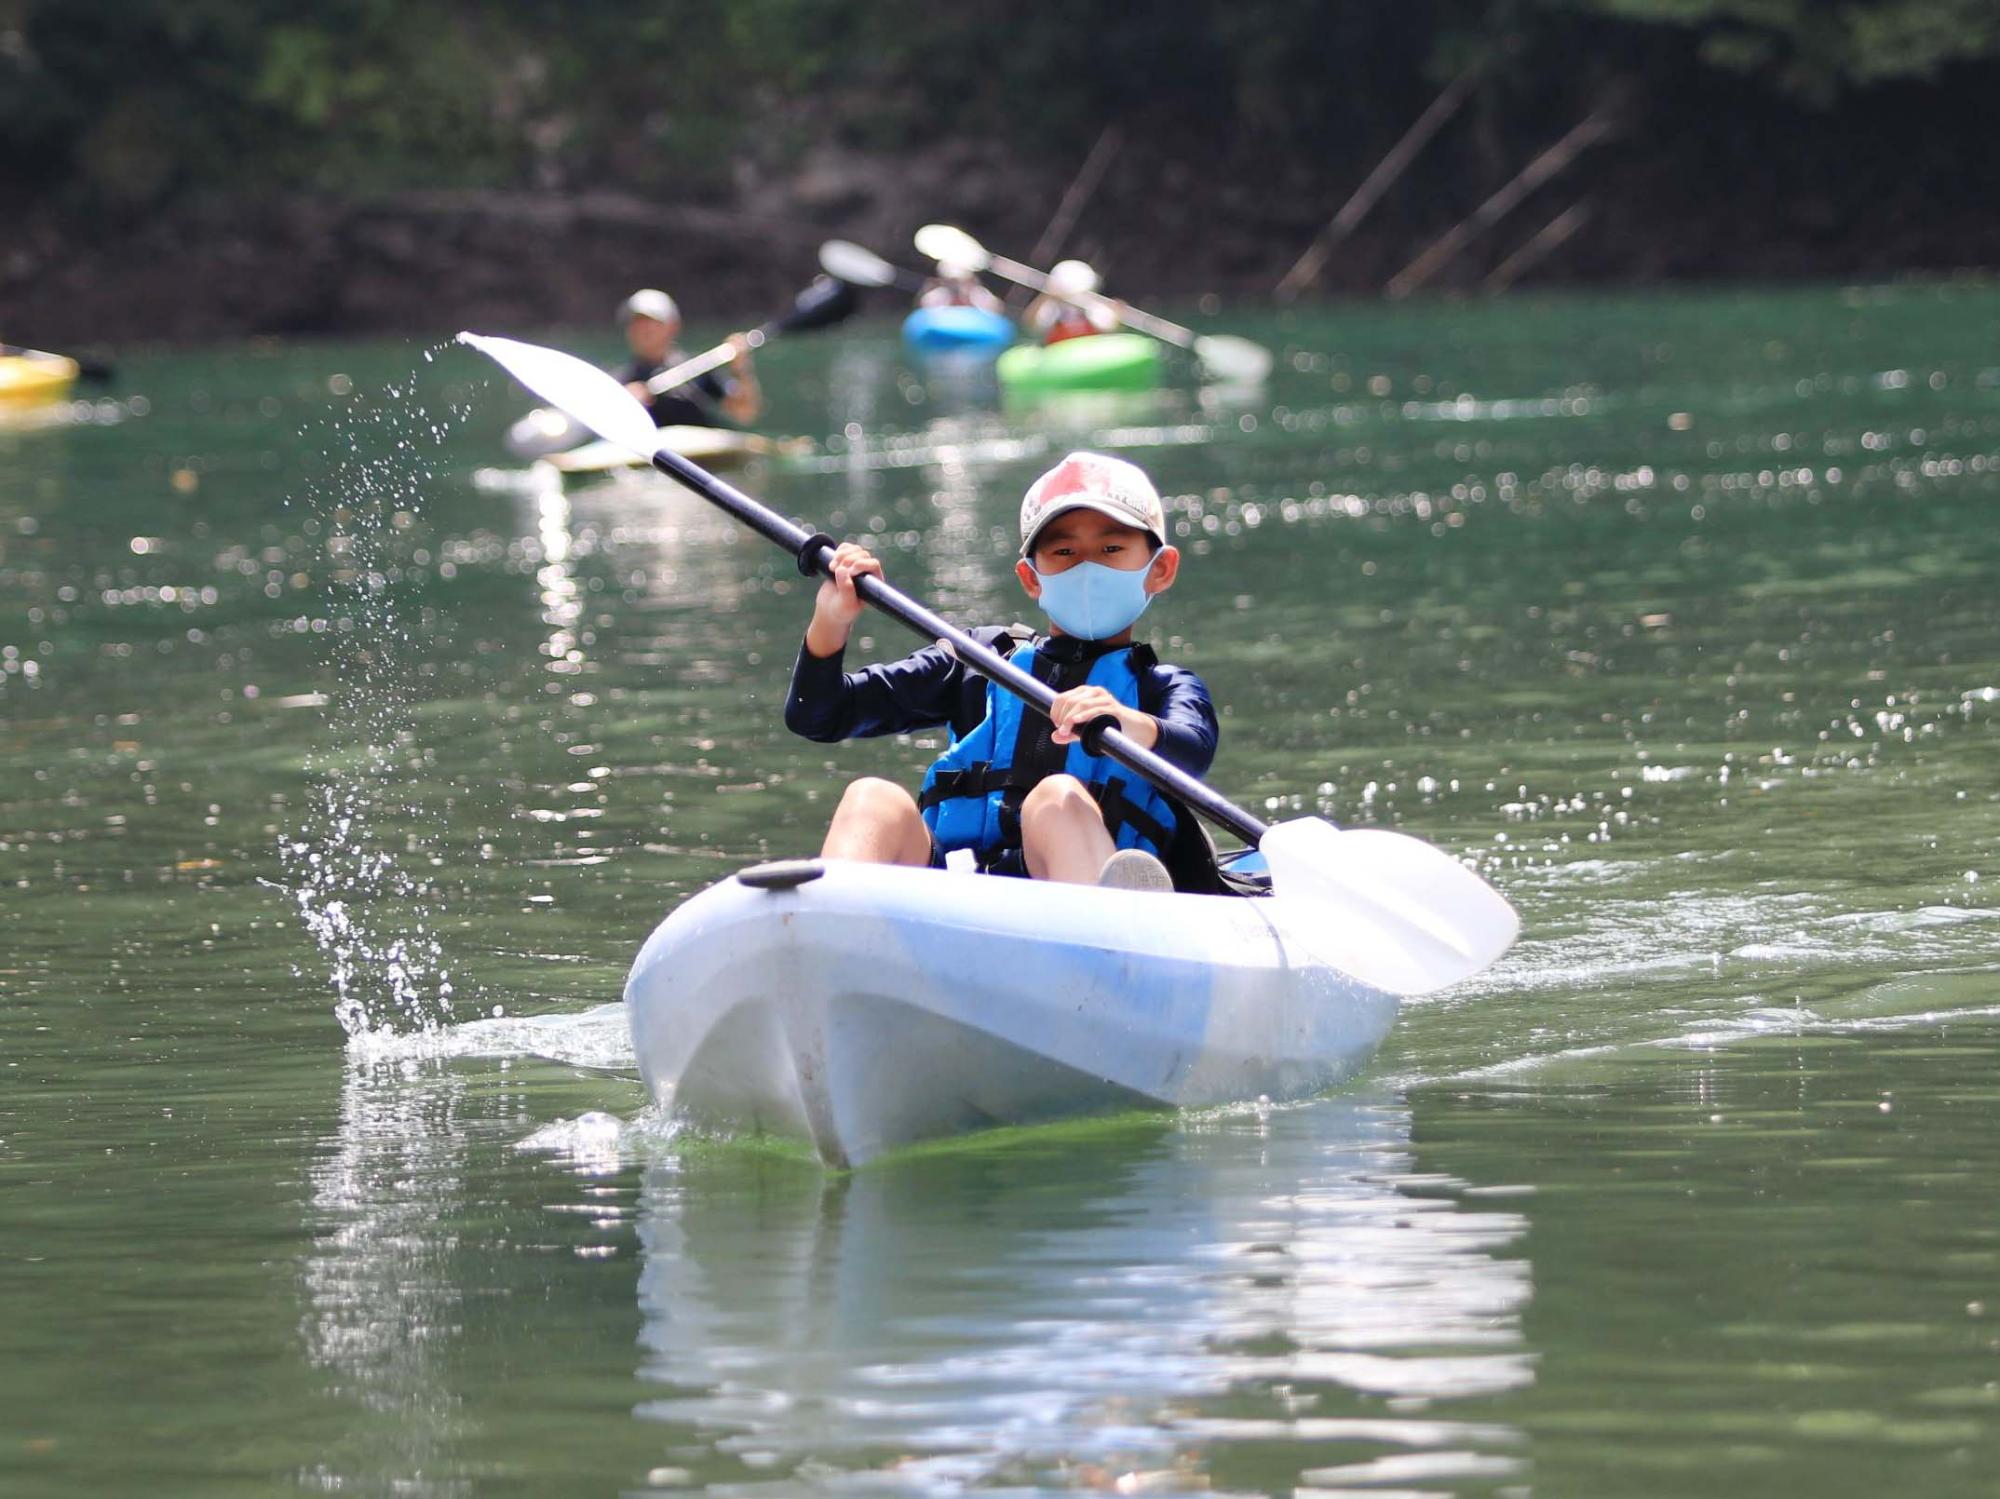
top-left (1566, 0), bottom-right (2000, 100)
top-left (3, 0), bottom-right (1993, 215)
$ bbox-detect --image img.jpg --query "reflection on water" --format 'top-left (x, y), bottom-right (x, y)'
top-left (300, 1059), bottom-right (474, 1494)
top-left (915, 413), bottom-right (1020, 621)
top-left (280, 1009), bottom-right (2000, 1498)
top-left (531, 474), bottom-right (582, 685)
top-left (295, 1054), bottom-right (1538, 1495)
top-left (634, 1095), bottom-right (1530, 1491)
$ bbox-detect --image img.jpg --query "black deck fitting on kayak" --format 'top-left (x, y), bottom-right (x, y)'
top-left (796, 532), bottom-right (836, 577)
top-left (736, 858), bottom-right (826, 890)
top-left (1077, 714), bottom-right (1120, 756)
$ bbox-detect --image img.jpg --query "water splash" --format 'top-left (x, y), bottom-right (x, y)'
top-left (285, 783), bottom-right (457, 1037)
top-left (281, 345), bottom-right (472, 1037)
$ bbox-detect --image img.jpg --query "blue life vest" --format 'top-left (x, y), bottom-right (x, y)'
top-left (919, 639), bottom-right (1179, 867)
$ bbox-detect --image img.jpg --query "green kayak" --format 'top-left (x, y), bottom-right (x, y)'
top-left (996, 333), bottom-right (1160, 395)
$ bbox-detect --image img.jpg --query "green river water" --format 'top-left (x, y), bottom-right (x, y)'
top-left (2, 286), bottom-right (1997, 1496)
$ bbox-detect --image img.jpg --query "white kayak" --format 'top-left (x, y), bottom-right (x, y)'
top-left (511, 406), bottom-right (767, 462)
top-left (623, 858), bottom-right (1399, 1167)
top-left (546, 428), bottom-right (792, 474)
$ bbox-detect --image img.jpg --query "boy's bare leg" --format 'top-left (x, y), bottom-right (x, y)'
top-left (1019, 774), bottom-right (1116, 884)
top-left (821, 777), bottom-right (933, 865)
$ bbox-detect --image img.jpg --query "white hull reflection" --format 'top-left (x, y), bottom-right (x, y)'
top-left (634, 1093), bottom-right (1532, 1489)
top-left (299, 1059), bottom-right (474, 1492)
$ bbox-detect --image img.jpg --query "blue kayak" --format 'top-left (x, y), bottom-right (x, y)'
top-left (902, 306), bottom-right (1015, 357)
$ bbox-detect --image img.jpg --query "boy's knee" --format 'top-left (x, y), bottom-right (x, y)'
top-left (837, 776), bottom-right (918, 821)
top-left (822, 776), bottom-right (930, 866)
top-left (1021, 773), bottom-right (1094, 821)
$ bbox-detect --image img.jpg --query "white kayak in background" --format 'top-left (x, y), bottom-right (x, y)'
top-left (623, 858), bottom-right (1400, 1167)
top-left (505, 404), bottom-right (589, 457)
top-left (467, 426), bottom-right (802, 499)
top-left (546, 428), bottom-right (798, 475)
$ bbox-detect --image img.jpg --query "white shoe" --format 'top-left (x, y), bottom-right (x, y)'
top-left (1097, 848), bottom-right (1174, 893)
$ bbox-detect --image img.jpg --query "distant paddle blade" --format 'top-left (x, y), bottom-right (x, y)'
top-left (818, 240), bottom-right (899, 288)
top-left (779, 274), bottom-right (860, 332)
top-left (914, 223), bottom-right (990, 270)
top-left (457, 333), bottom-right (660, 459)
top-left (1192, 334), bottom-right (1273, 384)
top-left (1260, 818), bottom-right (1519, 996)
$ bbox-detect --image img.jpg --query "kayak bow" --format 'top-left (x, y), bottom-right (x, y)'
top-left (902, 306), bottom-right (1015, 357)
top-left (997, 333), bottom-right (1160, 395)
top-left (625, 858), bottom-right (1398, 1166)
top-left (0, 349), bottom-right (80, 406)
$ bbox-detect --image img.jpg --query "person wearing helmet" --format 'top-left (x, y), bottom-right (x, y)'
top-left (1023, 259), bottom-right (1122, 346)
top-left (917, 261), bottom-right (1006, 315)
top-left (615, 289), bottom-right (762, 428)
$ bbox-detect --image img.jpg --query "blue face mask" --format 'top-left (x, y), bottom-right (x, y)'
top-left (1030, 559), bottom-right (1154, 639)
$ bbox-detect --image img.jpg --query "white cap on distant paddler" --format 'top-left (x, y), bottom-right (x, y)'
top-left (619, 289), bottom-right (680, 325)
top-left (1047, 259), bottom-right (1100, 298)
top-left (1018, 451), bottom-right (1166, 555)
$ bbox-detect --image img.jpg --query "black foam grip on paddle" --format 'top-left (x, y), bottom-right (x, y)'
top-left (778, 275), bottom-right (859, 332)
top-left (797, 532), bottom-right (836, 577)
top-left (1077, 714), bottom-right (1121, 757)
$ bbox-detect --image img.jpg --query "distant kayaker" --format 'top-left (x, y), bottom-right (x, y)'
top-left (1022, 259), bottom-right (1121, 346)
top-left (917, 261), bottom-right (1007, 316)
top-left (785, 452), bottom-right (1214, 893)
top-left (616, 289), bottom-right (762, 428)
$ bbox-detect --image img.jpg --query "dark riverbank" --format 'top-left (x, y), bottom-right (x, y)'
top-left (8, 16), bottom-right (1998, 346)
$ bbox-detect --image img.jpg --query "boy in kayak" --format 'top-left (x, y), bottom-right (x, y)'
top-left (785, 452), bottom-right (1214, 892)
top-left (616, 289), bottom-right (762, 428)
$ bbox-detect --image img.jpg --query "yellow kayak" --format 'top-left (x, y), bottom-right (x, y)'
top-left (0, 349), bottom-right (80, 405)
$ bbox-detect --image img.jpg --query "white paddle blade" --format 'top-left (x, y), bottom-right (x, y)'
top-left (1193, 334), bottom-right (1273, 385)
top-left (458, 333), bottom-right (661, 460)
top-left (818, 240), bottom-right (900, 288)
top-left (914, 223), bottom-right (990, 271)
top-left (1260, 818), bottom-right (1519, 996)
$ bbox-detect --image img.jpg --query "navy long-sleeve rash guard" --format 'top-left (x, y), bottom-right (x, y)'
top-left (784, 631), bottom-right (1218, 779)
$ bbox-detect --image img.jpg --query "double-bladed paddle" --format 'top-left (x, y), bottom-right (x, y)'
top-left (646, 271), bottom-right (855, 398)
top-left (504, 270), bottom-right (859, 459)
top-left (459, 331), bottom-right (1517, 995)
top-left (913, 224), bottom-right (1273, 385)
top-left (818, 240), bottom-right (928, 293)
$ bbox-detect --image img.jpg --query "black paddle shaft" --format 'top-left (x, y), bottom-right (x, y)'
top-left (648, 447), bottom-right (1270, 847)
